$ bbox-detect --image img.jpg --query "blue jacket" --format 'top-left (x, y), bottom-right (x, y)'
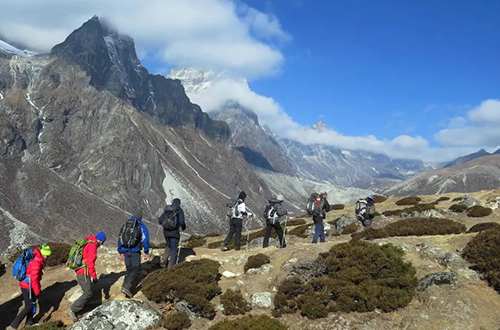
top-left (159, 205), bottom-right (186, 239)
top-left (117, 216), bottom-right (150, 255)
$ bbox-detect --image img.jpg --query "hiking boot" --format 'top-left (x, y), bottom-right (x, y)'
top-left (66, 308), bottom-right (78, 322)
top-left (220, 244), bottom-right (228, 252)
top-left (122, 287), bottom-right (133, 298)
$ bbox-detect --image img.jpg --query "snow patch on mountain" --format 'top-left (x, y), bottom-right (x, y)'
top-left (0, 39), bottom-right (36, 57)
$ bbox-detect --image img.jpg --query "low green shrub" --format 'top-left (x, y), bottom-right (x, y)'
top-left (9, 243), bottom-right (71, 267)
top-left (449, 204), bottom-right (467, 213)
top-left (330, 204), bottom-right (345, 210)
top-left (288, 224), bottom-right (311, 238)
top-left (208, 315), bottom-right (287, 330)
top-left (274, 240), bottom-right (417, 318)
top-left (383, 203), bottom-right (436, 217)
top-left (163, 311), bottom-right (191, 330)
top-left (436, 196), bottom-right (450, 202)
top-left (463, 227), bottom-right (500, 292)
top-left (150, 242), bottom-right (167, 249)
top-left (220, 289), bottom-right (250, 315)
top-left (373, 195), bottom-right (388, 203)
top-left (352, 218), bottom-right (466, 240)
top-left (452, 197), bottom-right (462, 202)
top-left (342, 223), bottom-right (358, 234)
top-left (206, 232), bottom-right (221, 237)
top-left (382, 209), bottom-right (403, 217)
top-left (467, 205), bottom-right (492, 218)
top-left (244, 253), bottom-right (270, 272)
top-left (285, 219), bottom-right (306, 226)
top-left (141, 259), bottom-right (221, 319)
top-left (467, 222), bottom-right (500, 233)
top-left (327, 218), bottom-right (340, 226)
top-left (395, 197), bottom-right (421, 206)
top-left (183, 235), bottom-right (207, 249)
top-left (25, 321), bottom-right (67, 329)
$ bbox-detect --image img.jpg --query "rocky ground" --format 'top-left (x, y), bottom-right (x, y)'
top-left (1, 190), bottom-right (500, 330)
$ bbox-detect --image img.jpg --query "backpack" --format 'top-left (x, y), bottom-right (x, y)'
top-left (306, 193), bottom-right (323, 216)
top-left (263, 202), bottom-right (278, 224)
top-left (159, 205), bottom-right (178, 231)
top-left (230, 201), bottom-right (240, 218)
top-left (67, 238), bottom-right (88, 270)
top-left (12, 249), bottom-right (35, 281)
top-left (119, 219), bottom-right (142, 248)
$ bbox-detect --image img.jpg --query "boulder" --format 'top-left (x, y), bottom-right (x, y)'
top-left (222, 270), bottom-right (237, 278)
top-left (247, 237), bottom-right (276, 249)
top-left (71, 300), bottom-right (162, 330)
top-left (335, 216), bottom-right (358, 233)
top-left (417, 271), bottom-right (458, 291)
top-left (247, 264), bottom-right (273, 275)
top-left (252, 292), bottom-right (272, 309)
top-left (440, 252), bottom-right (467, 269)
top-left (459, 195), bottom-right (481, 208)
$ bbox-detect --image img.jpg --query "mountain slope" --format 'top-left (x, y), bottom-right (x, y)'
top-left (385, 154), bottom-right (500, 196)
top-left (443, 148), bottom-right (490, 168)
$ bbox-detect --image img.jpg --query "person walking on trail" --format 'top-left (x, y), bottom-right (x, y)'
top-left (66, 232), bottom-right (106, 322)
top-left (263, 194), bottom-right (288, 248)
top-left (312, 191), bottom-right (330, 244)
top-left (158, 198), bottom-right (186, 268)
top-left (355, 195), bottom-right (376, 229)
top-left (221, 191), bottom-right (252, 251)
top-left (8, 244), bottom-right (51, 330)
top-left (117, 209), bottom-right (150, 298)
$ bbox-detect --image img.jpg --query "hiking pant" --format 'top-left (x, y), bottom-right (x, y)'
top-left (10, 288), bottom-right (35, 329)
top-left (359, 214), bottom-right (372, 228)
top-left (123, 252), bottom-right (141, 292)
top-left (163, 237), bottom-right (179, 268)
top-left (312, 216), bottom-right (325, 243)
top-left (223, 217), bottom-right (242, 250)
top-left (71, 274), bottom-right (93, 314)
top-left (263, 222), bottom-right (286, 248)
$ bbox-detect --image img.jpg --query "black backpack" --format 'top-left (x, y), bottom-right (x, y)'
top-left (306, 193), bottom-right (323, 216)
top-left (159, 205), bottom-right (179, 231)
top-left (119, 219), bottom-right (142, 248)
top-left (263, 202), bottom-right (278, 224)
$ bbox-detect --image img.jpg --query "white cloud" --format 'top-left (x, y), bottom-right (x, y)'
top-left (435, 99), bottom-right (500, 147)
top-left (0, 0), bottom-right (289, 79)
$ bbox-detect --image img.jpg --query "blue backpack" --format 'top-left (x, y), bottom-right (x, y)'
top-left (12, 249), bottom-right (35, 281)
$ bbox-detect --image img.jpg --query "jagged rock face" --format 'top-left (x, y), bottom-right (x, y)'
top-left (51, 16), bottom-right (230, 142)
top-left (0, 53), bottom-right (273, 252)
top-left (385, 155), bottom-right (500, 196)
top-left (211, 105), bottom-right (295, 175)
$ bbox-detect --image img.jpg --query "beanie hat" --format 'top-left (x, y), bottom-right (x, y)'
top-left (40, 243), bottom-right (52, 257)
top-left (172, 198), bottom-right (181, 206)
top-left (238, 191), bottom-right (247, 200)
top-left (96, 231), bottom-right (107, 243)
top-left (276, 194), bottom-right (284, 202)
top-left (368, 195), bottom-right (375, 201)
top-left (132, 208), bottom-right (143, 219)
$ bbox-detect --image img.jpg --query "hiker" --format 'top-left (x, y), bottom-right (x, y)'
top-left (117, 209), bottom-right (150, 298)
top-left (221, 191), bottom-right (252, 251)
top-left (312, 191), bottom-right (330, 243)
top-left (355, 195), bottom-right (376, 228)
top-left (8, 244), bottom-right (51, 330)
top-left (158, 198), bottom-right (186, 268)
top-left (263, 194), bottom-right (288, 248)
top-left (66, 232), bottom-right (106, 322)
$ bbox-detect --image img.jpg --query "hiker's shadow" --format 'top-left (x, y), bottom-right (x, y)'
top-left (35, 280), bottom-right (77, 322)
top-left (83, 271), bottom-right (126, 313)
top-left (178, 248), bottom-right (195, 263)
top-left (0, 293), bottom-right (23, 329)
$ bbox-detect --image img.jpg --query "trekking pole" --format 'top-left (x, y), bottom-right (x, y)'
top-left (283, 214), bottom-right (289, 248)
top-left (176, 234), bottom-right (183, 265)
top-left (245, 214), bottom-right (252, 252)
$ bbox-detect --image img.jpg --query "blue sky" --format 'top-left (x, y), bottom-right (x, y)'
top-left (248, 0), bottom-right (500, 143)
top-left (1, 0), bottom-right (499, 162)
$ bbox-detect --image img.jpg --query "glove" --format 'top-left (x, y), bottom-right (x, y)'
top-left (92, 278), bottom-right (98, 285)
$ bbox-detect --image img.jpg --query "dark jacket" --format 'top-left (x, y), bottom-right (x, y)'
top-left (321, 197), bottom-right (330, 218)
top-left (159, 201), bottom-right (186, 239)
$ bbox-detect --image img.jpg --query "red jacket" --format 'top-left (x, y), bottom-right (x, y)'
top-left (19, 248), bottom-right (45, 296)
top-left (75, 236), bottom-right (98, 279)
